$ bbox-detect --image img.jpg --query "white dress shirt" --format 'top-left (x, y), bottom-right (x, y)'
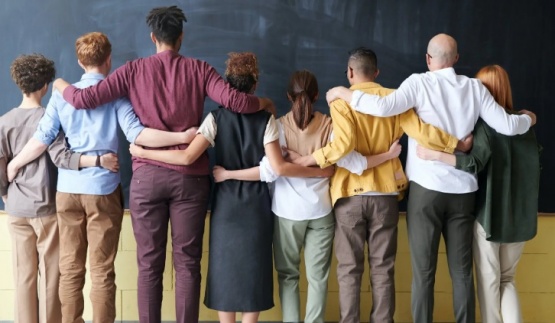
top-left (350, 67), bottom-right (531, 194)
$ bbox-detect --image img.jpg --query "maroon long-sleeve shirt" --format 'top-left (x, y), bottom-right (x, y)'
top-left (63, 50), bottom-right (260, 175)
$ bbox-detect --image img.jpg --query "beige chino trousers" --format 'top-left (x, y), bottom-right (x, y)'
top-left (57, 186), bottom-right (123, 323)
top-left (8, 213), bottom-right (61, 323)
top-left (474, 221), bottom-right (525, 323)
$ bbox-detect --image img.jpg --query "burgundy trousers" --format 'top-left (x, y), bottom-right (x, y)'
top-left (129, 165), bottom-right (210, 323)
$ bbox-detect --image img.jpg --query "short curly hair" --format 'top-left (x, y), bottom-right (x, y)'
top-left (10, 54), bottom-right (55, 95)
top-left (224, 52), bottom-right (259, 93)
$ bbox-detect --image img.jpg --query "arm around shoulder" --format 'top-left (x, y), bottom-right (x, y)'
top-left (479, 87), bottom-right (533, 135)
top-left (60, 65), bottom-right (131, 109)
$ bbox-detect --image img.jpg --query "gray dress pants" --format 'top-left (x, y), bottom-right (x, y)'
top-left (407, 181), bottom-right (475, 323)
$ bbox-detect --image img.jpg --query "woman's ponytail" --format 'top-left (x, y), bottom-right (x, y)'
top-left (287, 70), bottom-right (318, 131)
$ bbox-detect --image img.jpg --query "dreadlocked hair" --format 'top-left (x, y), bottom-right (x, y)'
top-left (146, 6), bottom-right (187, 45)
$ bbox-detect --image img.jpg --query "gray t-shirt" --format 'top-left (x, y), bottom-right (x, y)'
top-left (0, 107), bottom-right (80, 217)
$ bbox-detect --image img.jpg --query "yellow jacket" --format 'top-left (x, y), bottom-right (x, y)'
top-left (312, 82), bottom-right (458, 205)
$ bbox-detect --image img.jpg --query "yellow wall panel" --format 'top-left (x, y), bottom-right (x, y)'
top-left (0, 212), bottom-right (554, 322)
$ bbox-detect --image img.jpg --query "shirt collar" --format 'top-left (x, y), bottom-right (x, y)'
top-left (431, 67), bottom-right (456, 75)
top-left (349, 81), bottom-right (382, 91)
top-left (80, 73), bottom-right (106, 81)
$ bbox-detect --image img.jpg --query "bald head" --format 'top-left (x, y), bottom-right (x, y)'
top-left (427, 33), bottom-right (458, 69)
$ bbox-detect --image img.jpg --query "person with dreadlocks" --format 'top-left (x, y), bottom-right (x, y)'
top-left (7, 32), bottom-right (198, 323)
top-left (53, 6), bottom-right (275, 323)
top-left (129, 52), bottom-right (333, 323)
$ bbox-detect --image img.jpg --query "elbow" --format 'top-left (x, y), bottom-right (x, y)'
top-left (180, 152), bottom-right (195, 166)
top-left (273, 163), bottom-right (288, 176)
top-left (181, 157), bottom-right (193, 166)
top-left (274, 166), bottom-right (285, 176)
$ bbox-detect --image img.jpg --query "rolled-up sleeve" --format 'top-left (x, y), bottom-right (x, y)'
top-left (47, 132), bottom-right (81, 170)
top-left (455, 122), bottom-right (492, 174)
top-left (34, 93), bottom-right (63, 146)
top-left (263, 115), bottom-right (279, 145)
top-left (197, 113), bottom-right (217, 147)
top-left (115, 98), bottom-right (145, 143)
top-left (259, 156), bottom-right (278, 183)
top-left (336, 150), bottom-right (368, 175)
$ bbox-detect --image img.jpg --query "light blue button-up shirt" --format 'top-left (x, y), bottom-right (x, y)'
top-left (34, 73), bottom-right (144, 195)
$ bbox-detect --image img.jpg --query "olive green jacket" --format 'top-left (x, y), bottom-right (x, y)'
top-left (456, 118), bottom-right (541, 243)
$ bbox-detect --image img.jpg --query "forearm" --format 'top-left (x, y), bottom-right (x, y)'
top-left (350, 91), bottom-right (401, 117)
top-left (292, 154), bottom-right (317, 167)
top-left (436, 153), bottom-right (456, 166)
top-left (206, 68), bottom-right (260, 114)
top-left (274, 162), bottom-right (329, 178)
top-left (423, 150), bottom-right (456, 166)
top-left (140, 149), bottom-right (191, 166)
top-left (401, 109), bottom-right (458, 153)
top-left (266, 141), bottom-right (329, 178)
top-left (366, 151), bottom-right (396, 169)
top-left (134, 128), bottom-right (189, 148)
top-left (228, 92), bottom-right (260, 114)
top-left (12, 138), bottom-right (48, 169)
top-left (59, 66), bottom-right (129, 109)
top-left (53, 78), bottom-right (70, 97)
top-left (47, 133), bottom-right (81, 170)
top-left (480, 93), bottom-right (531, 135)
top-left (225, 167), bottom-right (261, 181)
top-left (131, 134), bottom-right (209, 166)
top-left (79, 155), bottom-right (98, 168)
top-left (350, 79), bottom-right (415, 117)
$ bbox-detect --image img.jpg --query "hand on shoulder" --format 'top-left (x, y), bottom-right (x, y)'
top-left (519, 109), bottom-right (536, 126)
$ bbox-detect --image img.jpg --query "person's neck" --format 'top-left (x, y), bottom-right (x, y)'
top-left (352, 77), bottom-right (375, 85)
top-left (18, 93), bottom-right (43, 109)
top-left (156, 42), bottom-right (178, 53)
top-left (84, 66), bottom-right (108, 77)
top-left (429, 63), bottom-right (453, 72)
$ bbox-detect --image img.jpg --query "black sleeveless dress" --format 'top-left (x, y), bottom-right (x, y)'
top-left (204, 108), bottom-right (274, 312)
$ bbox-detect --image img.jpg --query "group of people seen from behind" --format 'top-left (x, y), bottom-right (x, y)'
top-left (0, 4), bottom-right (540, 323)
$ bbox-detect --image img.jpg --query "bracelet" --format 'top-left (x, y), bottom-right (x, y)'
top-left (95, 155), bottom-right (102, 168)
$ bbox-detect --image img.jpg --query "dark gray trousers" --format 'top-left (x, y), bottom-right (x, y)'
top-left (406, 182), bottom-right (475, 323)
